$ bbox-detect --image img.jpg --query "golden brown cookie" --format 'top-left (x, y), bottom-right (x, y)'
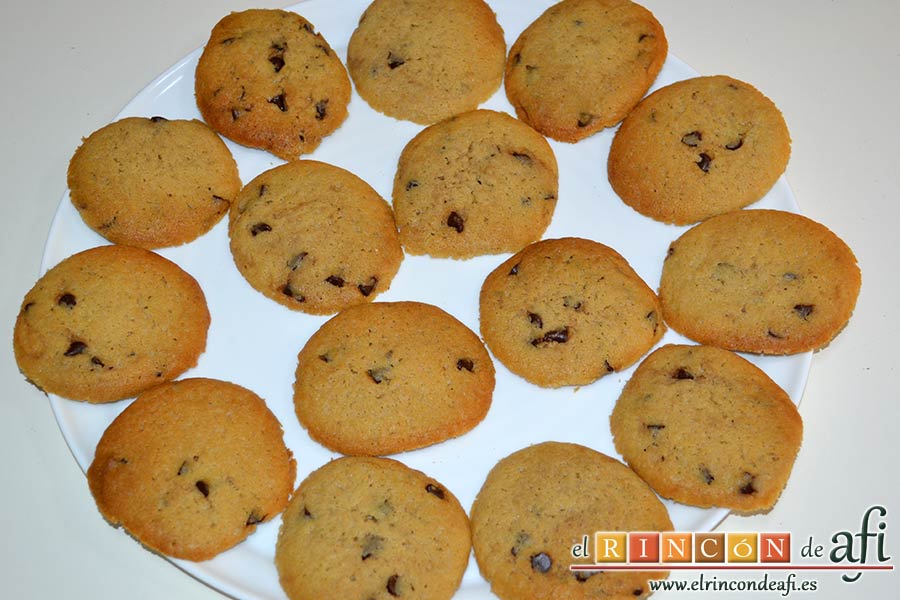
top-left (66, 116), bottom-right (240, 248)
top-left (87, 378), bottom-right (296, 561)
top-left (13, 245), bottom-right (210, 403)
top-left (392, 109), bottom-right (558, 258)
top-left (347, 0), bottom-right (506, 124)
top-left (505, 0), bottom-right (667, 142)
top-left (658, 209), bottom-right (861, 354)
top-left (479, 237), bottom-right (665, 387)
top-left (228, 160), bottom-right (403, 315)
top-left (611, 344), bottom-right (803, 513)
top-left (195, 8), bottom-right (351, 160)
top-left (275, 456), bottom-right (471, 600)
top-left (294, 301), bottom-right (494, 455)
top-left (608, 75), bottom-right (792, 224)
top-left (471, 442), bottom-right (672, 600)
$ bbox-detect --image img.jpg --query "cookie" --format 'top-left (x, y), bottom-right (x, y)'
top-left (658, 209), bottom-right (861, 354)
top-left (13, 245), bottom-right (210, 403)
top-left (87, 378), bottom-right (296, 561)
top-left (294, 301), bottom-right (494, 455)
top-left (611, 344), bottom-right (803, 513)
top-left (392, 109), bottom-right (559, 258)
top-left (347, 0), bottom-right (506, 124)
top-left (195, 8), bottom-right (351, 160)
top-left (608, 75), bottom-right (792, 225)
top-left (229, 160), bottom-right (403, 315)
top-left (479, 237), bottom-right (665, 387)
top-left (504, 0), bottom-right (667, 142)
top-left (66, 116), bottom-right (241, 248)
top-left (275, 456), bottom-right (470, 600)
top-left (471, 442), bottom-right (672, 600)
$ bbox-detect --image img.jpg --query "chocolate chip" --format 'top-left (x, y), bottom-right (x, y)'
top-left (509, 263), bottom-right (520, 276)
top-left (531, 328), bottom-right (569, 347)
top-left (358, 277), bottom-right (378, 297)
top-left (767, 329), bottom-right (784, 339)
top-left (447, 211), bottom-right (465, 233)
top-left (268, 93), bottom-right (288, 111)
top-left (510, 151), bottom-right (532, 165)
top-left (531, 552), bottom-right (552, 573)
top-left (258, 184), bottom-right (268, 196)
top-left (697, 153), bottom-right (712, 172)
top-left (22, 302), bottom-right (34, 312)
top-left (315, 43), bottom-right (330, 56)
top-left (577, 113), bottom-right (595, 128)
top-left (672, 367), bottom-right (694, 380)
top-left (511, 531), bottom-right (530, 557)
top-left (367, 367), bottom-right (390, 384)
top-left (386, 574), bottom-right (400, 596)
top-left (246, 512), bottom-right (265, 526)
top-left (302, 22), bottom-right (314, 34)
top-left (302, 506), bottom-right (313, 519)
top-left (700, 466), bottom-right (715, 484)
top-left (604, 360), bottom-right (615, 372)
top-left (250, 222), bottom-right (272, 236)
top-left (739, 473), bottom-right (757, 495)
top-left (387, 52), bottom-right (405, 69)
top-left (527, 312), bottom-right (543, 329)
top-left (456, 358), bottom-right (474, 372)
top-left (195, 480), bottom-right (210, 497)
top-left (633, 588), bottom-right (644, 596)
top-left (177, 461), bottom-right (189, 476)
top-left (405, 180), bottom-right (419, 191)
top-left (647, 310), bottom-right (659, 333)
top-left (794, 304), bottom-right (814, 319)
top-left (575, 571), bottom-right (594, 582)
top-left (231, 108), bottom-right (243, 121)
top-left (325, 275), bottom-right (345, 288)
top-left (57, 293), bottom-right (76, 308)
top-left (512, 53), bottom-right (521, 66)
top-left (315, 99), bottom-right (328, 120)
top-left (725, 137), bottom-right (744, 150)
top-left (282, 283), bottom-right (305, 302)
top-left (269, 54), bottom-right (285, 72)
top-left (288, 252), bottom-right (308, 271)
top-left (361, 534), bottom-right (384, 560)
top-left (425, 483), bottom-right (445, 499)
top-left (681, 130), bottom-right (702, 146)
top-left (91, 356), bottom-right (105, 368)
top-left (647, 424), bottom-right (665, 437)
top-left (318, 353), bottom-right (331, 363)
top-left (64, 341), bottom-right (87, 356)
top-left (563, 297), bottom-right (583, 311)
top-left (212, 195), bottom-right (227, 203)
top-left (150, 115), bottom-right (168, 123)
top-left (666, 245), bottom-right (675, 258)
top-left (638, 33), bottom-right (652, 42)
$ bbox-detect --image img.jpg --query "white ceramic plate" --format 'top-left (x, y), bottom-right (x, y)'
top-left (41, 1), bottom-right (811, 598)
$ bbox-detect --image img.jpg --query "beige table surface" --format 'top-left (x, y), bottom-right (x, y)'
top-left (2, 1), bottom-right (897, 598)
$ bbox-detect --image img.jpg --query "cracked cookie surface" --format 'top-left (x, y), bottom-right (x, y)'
top-left (658, 209), bottom-right (861, 354)
top-left (608, 75), bottom-right (791, 224)
top-left (293, 301), bottom-right (494, 455)
top-left (471, 442), bottom-right (672, 600)
top-left (392, 109), bottom-right (558, 258)
top-left (13, 245), bottom-right (210, 403)
top-left (611, 344), bottom-right (803, 513)
top-left (195, 8), bottom-right (350, 160)
top-left (67, 116), bottom-right (241, 248)
top-left (504, 0), bottom-right (667, 142)
top-left (347, 0), bottom-right (506, 124)
top-left (228, 160), bottom-right (403, 315)
top-left (479, 237), bottom-right (665, 387)
top-left (87, 377), bottom-right (296, 560)
top-left (275, 456), bottom-right (470, 600)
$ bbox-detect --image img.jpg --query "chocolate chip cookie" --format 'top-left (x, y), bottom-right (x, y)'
top-left (347, 0), bottom-right (506, 124)
top-left (294, 301), bottom-right (494, 455)
top-left (471, 442), bottom-right (672, 599)
top-left (505, 0), bottom-right (667, 142)
top-left (228, 160), bottom-right (403, 315)
top-left (611, 344), bottom-right (803, 513)
top-left (67, 116), bottom-right (240, 248)
top-left (392, 109), bottom-right (558, 258)
top-left (13, 245), bottom-right (210, 403)
top-left (276, 456), bottom-right (470, 600)
top-left (195, 8), bottom-right (351, 160)
top-left (658, 209), bottom-right (861, 354)
top-left (479, 237), bottom-right (665, 387)
top-left (87, 378), bottom-right (296, 560)
top-left (608, 75), bottom-right (792, 224)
